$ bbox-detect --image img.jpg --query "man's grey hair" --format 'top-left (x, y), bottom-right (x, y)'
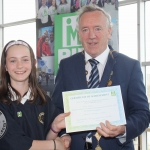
top-left (76, 4), bottom-right (113, 31)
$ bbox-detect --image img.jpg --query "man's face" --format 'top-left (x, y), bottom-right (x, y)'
top-left (50, 32), bottom-right (54, 42)
top-left (78, 11), bottom-right (112, 58)
top-left (44, 31), bottom-right (48, 37)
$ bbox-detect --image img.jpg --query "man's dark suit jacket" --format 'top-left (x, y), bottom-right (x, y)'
top-left (52, 50), bottom-right (150, 150)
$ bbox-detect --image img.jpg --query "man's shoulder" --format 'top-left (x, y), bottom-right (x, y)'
top-left (61, 52), bottom-right (83, 62)
top-left (59, 52), bottom-right (84, 69)
top-left (113, 51), bottom-right (140, 70)
top-left (114, 51), bottom-right (139, 63)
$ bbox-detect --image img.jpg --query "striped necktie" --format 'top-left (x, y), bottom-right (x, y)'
top-left (88, 59), bottom-right (99, 88)
top-left (86, 59), bottom-right (100, 146)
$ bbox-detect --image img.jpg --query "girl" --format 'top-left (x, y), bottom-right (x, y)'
top-left (57, 0), bottom-right (70, 14)
top-left (48, 0), bottom-right (58, 25)
top-left (37, 0), bottom-right (49, 24)
top-left (0, 40), bottom-right (70, 150)
top-left (42, 37), bottom-right (51, 56)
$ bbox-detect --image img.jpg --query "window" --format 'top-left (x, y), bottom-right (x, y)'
top-left (4, 23), bottom-right (36, 56)
top-left (119, 1), bottom-right (150, 149)
top-left (3, 0), bottom-right (36, 23)
top-left (147, 131), bottom-right (150, 150)
top-left (146, 66), bottom-right (150, 103)
top-left (1, 0), bottom-right (36, 56)
top-left (145, 1), bottom-right (150, 61)
top-left (119, 3), bottom-right (137, 59)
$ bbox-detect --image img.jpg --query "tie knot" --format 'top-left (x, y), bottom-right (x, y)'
top-left (89, 59), bottom-right (99, 66)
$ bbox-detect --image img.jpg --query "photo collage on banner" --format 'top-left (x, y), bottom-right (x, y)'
top-left (36, 0), bottom-right (118, 95)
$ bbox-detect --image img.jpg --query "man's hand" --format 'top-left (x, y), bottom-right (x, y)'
top-left (55, 136), bottom-right (70, 150)
top-left (96, 120), bottom-right (125, 137)
top-left (61, 135), bottom-right (71, 150)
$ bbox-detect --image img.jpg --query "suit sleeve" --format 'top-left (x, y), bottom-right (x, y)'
top-left (51, 60), bottom-right (65, 113)
top-left (125, 61), bottom-right (150, 141)
top-left (44, 96), bottom-right (60, 137)
top-left (0, 103), bottom-right (33, 150)
top-left (51, 61), bottom-right (67, 136)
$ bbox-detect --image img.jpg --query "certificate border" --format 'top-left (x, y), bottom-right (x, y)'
top-left (63, 85), bottom-right (126, 133)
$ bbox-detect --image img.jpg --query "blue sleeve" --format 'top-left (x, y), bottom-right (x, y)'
top-left (44, 96), bottom-right (60, 137)
top-left (51, 61), bottom-right (68, 137)
top-left (125, 61), bottom-right (150, 141)
top-left (0, 102), bottom-right (33, 150)
top-left (51, 60), bottom-right (65, 113)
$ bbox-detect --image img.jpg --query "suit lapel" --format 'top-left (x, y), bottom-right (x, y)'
top-left (73, 51), bottom-right (117, 89)
top-left (99, 51), bottom-right (115, 87)
top-left (75, 52), bottom-right (88, 89)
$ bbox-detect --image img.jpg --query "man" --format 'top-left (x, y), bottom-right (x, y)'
top-left (52, 4), bottom-right (150, 150)
top-left (98, 0), bottom-right (105, 7)
top-left (49, 31), bottom-right (54, 55)
top-left (45, 73), bottom-right (49, 85)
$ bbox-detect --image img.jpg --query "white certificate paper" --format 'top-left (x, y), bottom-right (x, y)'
top-left (62, 85), bottom-right (126, 133)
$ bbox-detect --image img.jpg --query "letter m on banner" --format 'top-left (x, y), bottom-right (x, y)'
top-left (62, 15), bottom-right (80, 47)
top-left (54, 13), bottom-right (83, 76)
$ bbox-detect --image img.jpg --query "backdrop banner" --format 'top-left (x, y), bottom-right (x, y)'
top-left (54, 2), bottom-right (118, 76)
top-left (54, 12), bottom-right (83, 76)
top-left (36, 0), bottom-right (118, 94)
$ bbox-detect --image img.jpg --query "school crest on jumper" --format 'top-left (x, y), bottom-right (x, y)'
top-left (0, 111), bottom-right (7, 139)
top-left (38, 112), bottom-right (44, 124)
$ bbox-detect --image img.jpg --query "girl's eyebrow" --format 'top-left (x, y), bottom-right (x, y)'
top-left (8, 56), bottom-right (30, 59)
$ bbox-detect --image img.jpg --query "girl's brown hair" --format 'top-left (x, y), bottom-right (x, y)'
top-left (0, 40), bottom-right (47, 105)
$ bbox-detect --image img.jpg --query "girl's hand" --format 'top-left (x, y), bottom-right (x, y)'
top-left (51, 112), bottom-right (70, 133)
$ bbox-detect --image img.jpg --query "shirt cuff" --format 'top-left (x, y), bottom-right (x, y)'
top-left (116, 127), bottom-right (126, 144)
top-left (60, 134), bottom-right (69, 138)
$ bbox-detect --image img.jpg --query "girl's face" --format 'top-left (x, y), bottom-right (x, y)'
top-left (42, 0), bottom-right (46, 5)
top-left (52, 0), bottom-right (56, 5)
top-left (5, 45), bottom-right (32, 84)
top-left (61, 0), bottom-right (65, 3)
top-left (45, 37), bottom-right (49, 43)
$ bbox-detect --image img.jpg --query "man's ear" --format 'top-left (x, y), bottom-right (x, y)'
top-left (108, 27), bottom-right (112, 40)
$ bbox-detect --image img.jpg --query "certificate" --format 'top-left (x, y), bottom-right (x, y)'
top-left (62, 85), bottom-right (126, 133)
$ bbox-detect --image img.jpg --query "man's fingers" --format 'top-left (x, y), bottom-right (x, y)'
top-left (96, 127), bottom-right (110, 137)
top-left (97, 121), bottom-right (123, 137)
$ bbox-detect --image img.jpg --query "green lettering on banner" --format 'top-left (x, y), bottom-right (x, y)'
top-left (54, 13), bottom-right (83, 76)
top-left (66, 18), bottom-right (80, 46)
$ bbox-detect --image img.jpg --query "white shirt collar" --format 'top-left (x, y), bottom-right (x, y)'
top-left (84, 46), bottom-right (109, 65)
top-left (8, 85), bottom-right (33, 104)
